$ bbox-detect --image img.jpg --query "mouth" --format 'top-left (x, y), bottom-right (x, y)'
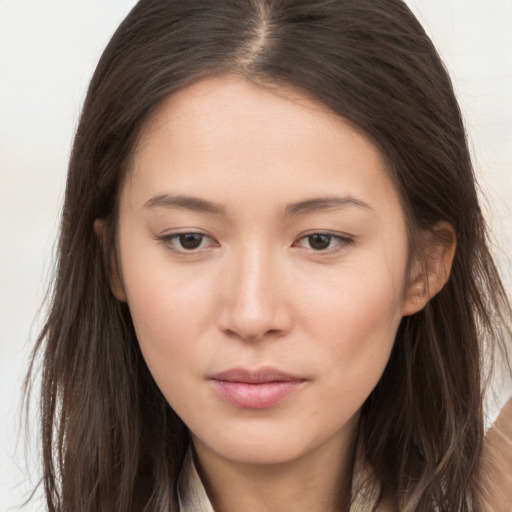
top-left (209, 367), bottom-right (306, 409)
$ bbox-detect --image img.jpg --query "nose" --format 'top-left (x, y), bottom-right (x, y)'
top-left (217, 246), bottom-right (292, 342)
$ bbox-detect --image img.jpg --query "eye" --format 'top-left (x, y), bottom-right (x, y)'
top-left (293, 232), bottom-right (353, 252)
top-left (177, 233), bottom-right (207, 250)
top-left (157, 232), bottom-right (217, 253)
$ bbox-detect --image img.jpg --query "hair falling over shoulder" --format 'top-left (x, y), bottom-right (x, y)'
top-left (26, 1), bottom-right (511, 511)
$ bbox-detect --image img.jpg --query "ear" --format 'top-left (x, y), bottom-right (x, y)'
top-left (93, 218), bottom-right (127, 302)
top-left (402, 222), bottom-right (456, 316)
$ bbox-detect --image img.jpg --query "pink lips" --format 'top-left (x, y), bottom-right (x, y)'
top-left (210, 368), bottom-right (305, 409)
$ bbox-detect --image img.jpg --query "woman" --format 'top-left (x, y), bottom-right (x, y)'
top-left (28, 0), bottom-right (512, 510)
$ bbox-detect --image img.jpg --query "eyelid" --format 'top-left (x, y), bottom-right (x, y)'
top-left (156, 230), bottom-right (219, 253)
top-left (292, 231), bottom-right (355, 253)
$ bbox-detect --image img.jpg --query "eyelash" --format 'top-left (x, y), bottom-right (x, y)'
top-left (292, 232), bottom-right (354, 253)
top-left (156, 231), bottom-right (218, 253)
top-left (156, 231), bottom-right (354, 255)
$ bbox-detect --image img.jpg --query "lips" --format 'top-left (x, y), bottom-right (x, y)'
top-left (210, 367), bottom-right (305, 409)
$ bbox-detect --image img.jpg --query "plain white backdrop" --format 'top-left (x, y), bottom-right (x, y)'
top-left (0, 1), bottom-right (511, 510)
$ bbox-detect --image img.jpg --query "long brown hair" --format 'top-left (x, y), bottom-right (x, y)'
top-left (27, 0), bottom-right (511, 510)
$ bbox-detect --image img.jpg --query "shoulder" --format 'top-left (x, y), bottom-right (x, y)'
top-left (481, 397), bottom-right (512, 511)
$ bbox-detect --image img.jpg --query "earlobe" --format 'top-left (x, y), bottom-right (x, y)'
top-left (402, 222), bottom-right (456, 316)
top-left (93, 218), bottom-right (128, 302)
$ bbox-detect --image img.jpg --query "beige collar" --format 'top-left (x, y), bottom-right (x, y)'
top-left (177, 450), bottom-right (215, 512)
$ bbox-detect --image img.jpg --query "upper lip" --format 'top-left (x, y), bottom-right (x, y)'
top-left (210, 367), bottom-right (304, 384)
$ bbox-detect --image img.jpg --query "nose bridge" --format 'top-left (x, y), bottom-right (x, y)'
top-left (219, 242), bottom-right (286, 340)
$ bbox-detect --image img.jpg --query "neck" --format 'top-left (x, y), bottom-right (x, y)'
top-left (192, 423), bottom-right (358, 512)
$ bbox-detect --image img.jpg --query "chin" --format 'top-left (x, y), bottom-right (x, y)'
top-left (192, 419), bottom-right (352, 467)
top-left (207, 440), bottom-right (312, 466)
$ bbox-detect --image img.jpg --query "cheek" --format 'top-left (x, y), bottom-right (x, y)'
top-left (303, 256), bottom-right (404, 338)
top-left (299, 251), bottom-right (406, 394)
top-left (128, 276), bottom-right (211, 343)
top-left (117, 240), bottom-right (219, 383)
top-left (123, 273), bottom-right (218, 417)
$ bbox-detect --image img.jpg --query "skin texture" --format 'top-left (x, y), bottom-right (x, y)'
top-left (110, 76), bottom-right (454, 512)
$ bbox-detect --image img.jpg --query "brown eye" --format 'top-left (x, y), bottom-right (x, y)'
top-left (292, 232), bottom-right (354, 254)
top-left (178, 233), bottom-right (205, 250)
top-left (157, 231), bottom-right (218, 254)
top-left (307, 234), bottom-right (332, 250)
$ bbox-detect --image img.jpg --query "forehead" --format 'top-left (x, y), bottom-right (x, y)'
top-left (124, 75), bottom-right (401, 219)
top-left (136, 75), bottom-right (374, 161)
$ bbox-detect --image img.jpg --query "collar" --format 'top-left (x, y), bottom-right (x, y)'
top-left (177, 449), bottom-right (215, 512)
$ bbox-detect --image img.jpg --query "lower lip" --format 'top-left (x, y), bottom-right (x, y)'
top-left (211, 380), bottom-right (304, 409)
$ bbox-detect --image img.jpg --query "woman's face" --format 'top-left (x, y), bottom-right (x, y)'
top-left (115, 76), bottom-right (416, 465)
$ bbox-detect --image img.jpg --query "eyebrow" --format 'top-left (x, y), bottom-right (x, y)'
top-left (143, 194), bottom-right (226, 215)
top-left (285, 196), bottom-right (373, 216)
top-left (143, 193), bottom-right (372, 216)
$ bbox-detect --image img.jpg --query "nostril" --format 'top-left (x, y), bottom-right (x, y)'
top-left (222, 328), bottom-right (284, 342)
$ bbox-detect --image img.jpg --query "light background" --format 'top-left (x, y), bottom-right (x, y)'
top-left (0, 1), bottom-right (511, 510)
